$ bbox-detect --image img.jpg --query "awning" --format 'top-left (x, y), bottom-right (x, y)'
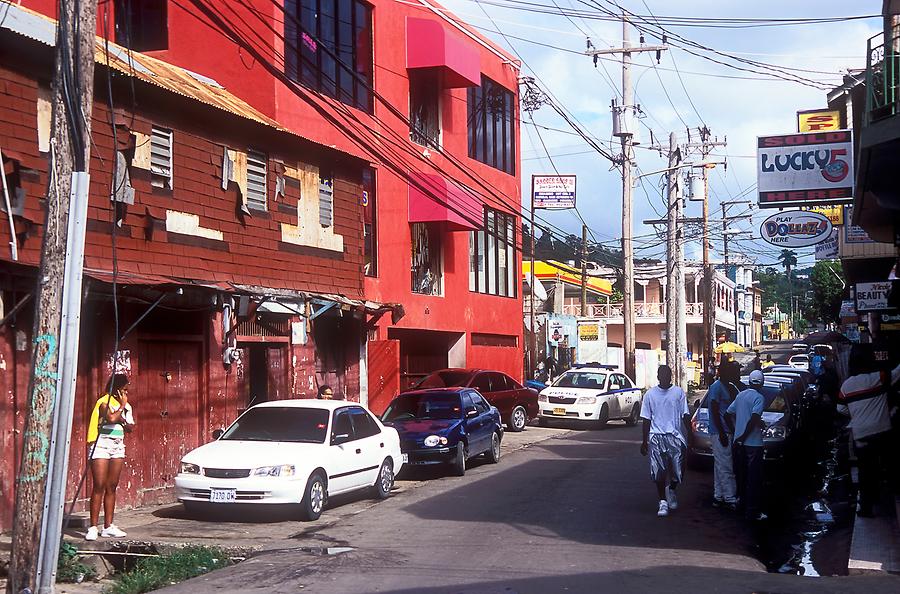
top-left (406, 17), bottom-right (480, 88)
top-left (522, 260), bottom-right (613, 296)
top-left (408, 172), bottom-right (482, 231)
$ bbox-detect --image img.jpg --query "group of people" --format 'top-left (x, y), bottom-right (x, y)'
top-left (639, 361), bottom-right (769, 520)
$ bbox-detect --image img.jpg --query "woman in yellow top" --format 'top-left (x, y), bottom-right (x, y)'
top-left (85, 373), bottom-right (135, 541)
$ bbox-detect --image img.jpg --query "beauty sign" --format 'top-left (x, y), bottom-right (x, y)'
top-left (760, 210), bottom-right (833, 248)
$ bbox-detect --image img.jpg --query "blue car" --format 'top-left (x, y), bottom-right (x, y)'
top-left (381, 388), bottom-right (503, 476)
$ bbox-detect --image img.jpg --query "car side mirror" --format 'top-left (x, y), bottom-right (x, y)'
top-left (466, 409), bottom-right (478, 418)
top-left (332, 433), bottom-right (351, 445)
top-left (212, 428), bottom-right (224, 440)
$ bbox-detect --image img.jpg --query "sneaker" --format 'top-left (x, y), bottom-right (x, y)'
top-left (85, 526), bottom-right (98, 541)
top-left (657, 500), bottom-right (669, 517)
top-left (666, 487), bottom-right (678, 510)
top-left (101, 524), bottom-right (127, 538)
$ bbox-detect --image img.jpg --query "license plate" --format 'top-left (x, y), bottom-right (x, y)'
top-left (553, 407), bottom-right (566, 416)
top-left (402, 453), bottom-right (409, 463)
top-left (210, 488), bottom-right (236, 503)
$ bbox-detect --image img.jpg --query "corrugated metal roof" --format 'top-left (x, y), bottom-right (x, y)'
top-left (1, 4), bottom-right (308, 141)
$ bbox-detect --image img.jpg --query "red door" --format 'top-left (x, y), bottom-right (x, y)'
top-left (367, 339), bottom-right (400, 415)
top-left (266, 345), bottom-right (288, 401)
top-left (133, 341), bottom-right (201, 505)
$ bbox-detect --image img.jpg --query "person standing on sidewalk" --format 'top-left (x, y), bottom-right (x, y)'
top-left (640, 365), bottom-right (692, 517)
top-left (707, 360), bottom-right (740, 509)
top-left (85, 373), bottom-right (135, 540)
top-left (837, 344), bottom-right (900, 517)
top-left (727, 370), bottom-right (767, 521)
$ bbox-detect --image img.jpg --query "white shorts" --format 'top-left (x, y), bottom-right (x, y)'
top-left (90, 435), bottom-right (125, 460)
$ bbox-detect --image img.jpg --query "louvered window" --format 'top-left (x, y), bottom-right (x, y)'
top-left (246, 150), bottom-right (267, 211)
top-left (319, 175), bottom-right (333, 227)
top-left (150, 126), bottom-right (173, 189)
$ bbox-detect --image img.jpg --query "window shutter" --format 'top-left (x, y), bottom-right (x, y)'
top-left (150, 126), bottom-right (173, 188)
top-left (319, 176), bottom-right (333, 227)
top-left (246, 150), bottom-right (267, 210)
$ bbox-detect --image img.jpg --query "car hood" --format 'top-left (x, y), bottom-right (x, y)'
top-left (387, 418), bottom-right (463, 438)
top-left (541, 387), bottom-right (596, 397)
top-left (181, 439), bottom-right (324, 469)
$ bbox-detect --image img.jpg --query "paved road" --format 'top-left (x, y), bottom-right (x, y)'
top-left (160, 423), bottom-right (899, 594)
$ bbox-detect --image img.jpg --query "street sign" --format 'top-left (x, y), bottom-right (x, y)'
top-left (756, 130), bottom-right (854, 208)
top-left (532, 175), bottom-right (576, 209)
top-left (759, 210), bottom-right (833, 247)
top-left (855, 281), bottom-right (896, 312)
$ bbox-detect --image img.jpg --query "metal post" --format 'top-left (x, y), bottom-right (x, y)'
top-left (621, 14), bottom-right (636, 380)
top-left (529, 176), bottom-right (536, 377)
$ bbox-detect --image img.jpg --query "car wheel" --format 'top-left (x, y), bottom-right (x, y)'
top-left (595, 404), bottom-right (609, 428)
top-left (452, 443), bottom-right (467, 476)
top-left (300, 471), bottom-right (327, 521)
top-left (372, 458), bottom-right (394, 500)
top-left (508, 406), bottom-right (527, 432)
top-left (624, 403), bottom-right (641, 426)
top-left (486, 432), bottom-right (501, 464)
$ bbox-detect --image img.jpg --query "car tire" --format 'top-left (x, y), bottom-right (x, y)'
top-left (508, 406), bottom-right (527, 432)
top-left (452, 443), bottom-right (467, 476)
top-left (486, 432), bottom-right (501, 464)
top-left (595, 404), bottom-right (609, 428)
top-left (371, 458), bottom-right (394, 500)
top-left (300, 471), bottom-right (327, 521)
top-left (624, 403), bottom-right (640, 426)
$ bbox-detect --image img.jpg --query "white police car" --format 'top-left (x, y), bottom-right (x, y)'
top-left (538, 364), bottom-right (643, 427)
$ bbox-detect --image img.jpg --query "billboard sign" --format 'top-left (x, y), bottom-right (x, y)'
top-left (797, 109), bottom-right (841, 132)
top-left (760, 210), bottom-right (833, 248)
top-left (815, 229), bottom-right (839, 259)
top-left (757, 130), bottom-right (854, 208)
top-left (843, 205), bottom-right (876, 244)
top-left (856, 281), bottom-right (896, 312)
top-left (532, 175), bottom-right (576, 209)
top-left (803, 204), bottom-right (844, 226)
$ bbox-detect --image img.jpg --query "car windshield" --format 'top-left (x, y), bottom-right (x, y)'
top-left (221, 407), bottom-right (329, 443)
top-left (383, 392), bottom-right (463, 421)
top-left (415, 371), bottom-right (474, 389)
top-left (552, 372), bottom-right (607, 389)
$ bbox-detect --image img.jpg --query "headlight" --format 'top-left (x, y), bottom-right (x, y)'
top-left (538, 394), bottom-right (548, 402)
top-left (576, 396), bottom-right (597, 405)
top-left (423, 435), bottom-right (448, 447)
top-left (180, 462), bottom-right (200, 475)
top-left (764, 425), bottom-right (786, 439)
top-left (693, 421), bottom-right (709, 434)
top-left (252, 464), bottom-right (295, 477)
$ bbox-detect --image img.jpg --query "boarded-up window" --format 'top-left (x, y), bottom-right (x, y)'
top-left (150, 126), bottom-right (173, 189)
top-left (247, 150), bottom-right (267, 211)
top-left (319, 174), bottom-right (333, 227)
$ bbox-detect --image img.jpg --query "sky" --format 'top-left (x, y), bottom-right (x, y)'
top-left (438, 0), bottom-right (882, 270)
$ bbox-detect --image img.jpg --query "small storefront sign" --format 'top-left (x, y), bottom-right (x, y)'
top-left (855, 281), bottom-right (896, 312)
top-left (532, 175), bottom-right (576, 209)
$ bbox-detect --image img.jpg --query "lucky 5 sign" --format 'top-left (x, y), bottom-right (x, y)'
top-left (757, 130), bottom-right (854, 208)
top-left (760, 210), bottom-right (833, 247)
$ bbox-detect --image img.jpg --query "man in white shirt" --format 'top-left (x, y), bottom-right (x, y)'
top-left (640, 365), bottom-right (692, 517)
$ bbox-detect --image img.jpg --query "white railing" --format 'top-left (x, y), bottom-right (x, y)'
top-left (561, 302), bottom-right (704, 319)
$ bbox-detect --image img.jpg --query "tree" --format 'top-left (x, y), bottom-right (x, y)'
top-left (809, 261), bottom-right (845, 325)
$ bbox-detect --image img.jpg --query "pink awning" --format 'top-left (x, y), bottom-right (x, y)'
top-left (408, 173), bottom-right (481, 231)
top-left (406, 17), bottom-right (481, 88)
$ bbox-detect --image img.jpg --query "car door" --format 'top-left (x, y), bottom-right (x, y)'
top-left (604, 374), bottom-right (623, 417)
top-left (347, 407), bottom-right (385, 488)
top-left (328, 408), bottom-right (362, 494)
top-left (462, 391), bottom-right (488, 455)
top-left (484, 372), bottom-right (515, 419)
top-left (616, 374), bottom-right (639, 418)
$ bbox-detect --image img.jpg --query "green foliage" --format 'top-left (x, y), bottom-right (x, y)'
top-left (105, 546), bottom-right (231, 594)
top-left (57, 541), bottom-right (97, 583)
top-left (809, 261), bottom-right (845, 324)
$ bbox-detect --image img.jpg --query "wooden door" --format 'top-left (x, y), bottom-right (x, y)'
top-left (367, 339), bottom-right (400, 415)
top-left (266, 345), bottom-right (288, 401)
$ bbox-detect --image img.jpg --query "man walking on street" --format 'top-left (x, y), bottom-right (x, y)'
top-left (640, 365), bottom-right (691, 517)
top-left (727, 370), bottom-right (767, 521)
top-left (707, 360), bottom-right (739, 509)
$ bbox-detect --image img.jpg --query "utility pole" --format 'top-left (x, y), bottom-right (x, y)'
top-left (9, 0), bottom-right (98, 592)
top-left (674, 169), bottom-right (686, 391)
top-left (721, 200), bottom-right (751, 348)
top-left (580, 223), bottom-right (588, 317)
top-left (585, 15), bottom-right (666, 380)
top-left (665, 132), bottom-right (678, 380)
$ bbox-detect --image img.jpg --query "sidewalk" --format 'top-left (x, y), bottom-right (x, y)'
top-left (848, 494), bottom-right (900, 575)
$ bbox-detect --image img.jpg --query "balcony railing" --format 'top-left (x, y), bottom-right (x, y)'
top-left (866, 31), bottom-right (900, 123)
top-left (561, 302), bottom-right (704, 319)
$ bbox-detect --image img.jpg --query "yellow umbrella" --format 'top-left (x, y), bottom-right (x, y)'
top-left (714, 341), bottom-right (746, 354)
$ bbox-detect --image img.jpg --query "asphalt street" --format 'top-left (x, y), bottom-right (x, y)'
top-left (159, 419), bottom-right (899, 594)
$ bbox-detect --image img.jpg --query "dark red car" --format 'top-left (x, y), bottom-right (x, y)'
top-left (411, 369), bottom-right (539, 432)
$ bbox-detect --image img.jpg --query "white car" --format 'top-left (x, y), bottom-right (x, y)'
top-left (791, 343), bottom-right (808, 352)
top-left (538, 365), bottom-right (643, 426)
top-left (788, 354), bottom-right (810, 370)
top-left (175, 400), bottom-right (403, 521)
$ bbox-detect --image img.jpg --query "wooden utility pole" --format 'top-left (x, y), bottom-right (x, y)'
top-left (665, 132), bottom-right (678, 377)
top-left (580, 223), bottom-right (588, 317)
top-left (585, 15), bottom-right (666, 380)
top-left (8, 0), bottom-right (98, 592)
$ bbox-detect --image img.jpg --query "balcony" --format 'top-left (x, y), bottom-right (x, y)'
top-left (561, 302), bottom-right (704, 322)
